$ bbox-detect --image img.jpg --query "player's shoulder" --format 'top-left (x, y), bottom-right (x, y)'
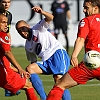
top-left (6, 11), bottom-right (12, 15)
top-left (6, 11), bottom-right (12, 19)
top-left (0, 32), bottom-right (7, 36)
top-left (84, 14), bottom-right (100, 23)
top-left (52, 1), bottom-right (56, 4)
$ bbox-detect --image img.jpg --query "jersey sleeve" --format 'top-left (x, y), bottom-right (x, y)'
top-left (77, 18), bottom-right (89, 39)
top-left (65, 1), bottom-right (70, 11)
top-left (32, 19), bottom-right (49, 32)
top-left (0, 34), bottom-right (10, 52)
top-left (51, 2), bottom-right (54, 12)
top-left (6, 11), bottom-right (12, 33)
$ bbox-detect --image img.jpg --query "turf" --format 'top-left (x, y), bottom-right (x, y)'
top-left (0, 47), bottom-right (100, 100)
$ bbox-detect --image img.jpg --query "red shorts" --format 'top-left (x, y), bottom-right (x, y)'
top-left (0, 65), bottom-right (26, 94)
top-left (68, 61), bottom-right (100, 84)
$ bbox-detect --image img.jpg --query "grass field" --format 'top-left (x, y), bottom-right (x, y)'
top-left (0, 47), bottom-right (100, 100)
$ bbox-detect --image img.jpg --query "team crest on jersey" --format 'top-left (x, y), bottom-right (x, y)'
top-left (32, 35), bottom-right (38, 42)
top-left (5, 36), bottom-right (9, 40)
top-left (61, 4), bottom-right (65, 8)
top-left (79, 20), bottom-right (85, 27)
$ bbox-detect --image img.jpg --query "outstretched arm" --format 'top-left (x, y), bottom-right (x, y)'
top-left (32, 6), bottom-right (54, 24)
top-left (71, 37), bottom-right (85, 67)
top-left (5, 50), bottom-right (30, 78)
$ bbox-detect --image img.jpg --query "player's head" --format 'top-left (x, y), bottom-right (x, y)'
top-left (0, 14), bottom-right (8, 32)
top-left (16, 20), bottom-right (30, 39)
top-left (0, 0), bottom-right (11, 11)
top-left (83, 0), bottom-right (100, 17)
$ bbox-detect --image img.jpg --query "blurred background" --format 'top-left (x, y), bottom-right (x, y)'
top-left (9, 0), bottom-right (84, 47)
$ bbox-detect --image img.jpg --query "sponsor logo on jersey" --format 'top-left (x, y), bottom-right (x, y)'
top-left (96, 18), bottom-right (100, 22)
top-left (61, 4), bottom-right (65, 8)
top-left (32, 35), bottom-right (38, 42)
top-left (98, 44), bottom-right (100, 48)
top-left (79, 20), bottom-right (85, 27)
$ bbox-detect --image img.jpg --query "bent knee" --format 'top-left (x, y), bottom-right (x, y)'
top-left (26, 63), bottom-right (36, 74)
top-left (24, 79), bottom-right (33, 89)
top-left (53, 75), bottom-right (62, 82)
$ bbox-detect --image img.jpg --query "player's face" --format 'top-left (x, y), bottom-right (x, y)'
top-left (0, 15), bottom-right (8, 32)
top-left (83, 2), bottom-right (97, 17)
top-left (2, 0), bottom-right (11, 11)
top-left (16, 23), bottom-right (29, 39)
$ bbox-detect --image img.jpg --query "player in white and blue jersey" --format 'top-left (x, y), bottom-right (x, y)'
top-left (16, 6), bottom-right (71, 100)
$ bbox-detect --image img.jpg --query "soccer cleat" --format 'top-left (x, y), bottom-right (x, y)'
top-left (5, 90), bottom-right (21, 96)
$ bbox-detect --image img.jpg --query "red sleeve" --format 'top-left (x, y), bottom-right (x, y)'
top-left (77, 18), bottom-right (89, 39)
top-left (1, 33), bottom-right (10, 52)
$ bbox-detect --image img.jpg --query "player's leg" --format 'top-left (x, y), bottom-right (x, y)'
top-left (62, 23), bottom-right (69, 53)
top-left (53, 22), bottom-right (60, 39)
top-left (64, 33), bottom-right (69, 52)
top-left (26, 63), bottom-right (47, 100)
top-left (5, 66), bottom-right (21, 96)
top-left (53, 74), bottom-right (71, 100)
top-left (0, 66), bottom-right (38, 100)
top-left (47, 73), bottom-right (78, 100)
top-left (47, 61), bottom-right (94, 100)
top-left (47, 49), bottom-right (71, 100)
top-left (54, 29), bottom-right (59, 39)
top-left (23, 79), bottom-right (38, 100)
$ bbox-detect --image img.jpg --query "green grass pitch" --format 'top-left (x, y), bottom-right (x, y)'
top-left (0, 47), bottom-right (100, 100)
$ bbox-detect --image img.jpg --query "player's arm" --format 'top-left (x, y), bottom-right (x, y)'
top-left (66, 10), bottom-right (72, 29)
top-left (32, 6), bottom-right (54, 24)
top-left (66, 10), bottom-right (71, 20)
top-left (5, 50), bottom-right (30, 78)
top-left (71, 37), bottom-right (85, 67)
top-left (10, 66), bottom-right (18, 72)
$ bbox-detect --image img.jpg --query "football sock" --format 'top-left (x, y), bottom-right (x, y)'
top-left (46, 86), bottom-right (64, 100)
top-left (62, 89), bottom-right (71, 100)
top-left (25, 88), bottom-right (38, 100)
top-left (30, 73), bottom-right (46, 100)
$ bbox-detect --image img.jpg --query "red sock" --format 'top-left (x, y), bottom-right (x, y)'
top-left (46, 86), bottom-right (64, 100)
top-left (25, 88), bottom-right (38, 100)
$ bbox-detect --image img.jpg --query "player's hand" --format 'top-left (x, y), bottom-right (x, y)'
top-left (32, 6), bottom-right (43, 14)
top-left (70, 57), bottom-right (78, 67)
top-left (18, 68), bottom-right (30, 78)
top-left (68, 19), bottom-right (72, 30)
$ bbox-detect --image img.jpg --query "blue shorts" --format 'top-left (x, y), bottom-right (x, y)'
top-left (36, 49), bottom-right (70, 75)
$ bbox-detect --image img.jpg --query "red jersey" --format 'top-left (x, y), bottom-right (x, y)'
top-left (0, 32), bottom-right (11, 69)
top-left (77, 14), bottom-right (100, 53)
top-left (0, 32), bottom-right (26, 93)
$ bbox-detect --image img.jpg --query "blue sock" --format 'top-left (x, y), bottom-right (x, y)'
top-left (62, 89), bottom-right (71, 100)
top-left (30, 73), bottom-right (46, 100)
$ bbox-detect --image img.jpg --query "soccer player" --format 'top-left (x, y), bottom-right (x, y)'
top-left (51, 0), bottom-right (72, 53)
top-left (15, 6), bottom-right (71, 100)
top-left (1, 0), bottom-right (12, 44)
top-left (0, 13), bottom-right (38, 100)
top-left (46, 0), bottom-right (100, 99)
top-left (0, 0), bottom-right (21, 96)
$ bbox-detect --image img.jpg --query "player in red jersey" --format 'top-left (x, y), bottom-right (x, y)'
top-left (0, 13), bottom-right (38, 100)
top-left (46, 0), bottom-right (100, 100)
